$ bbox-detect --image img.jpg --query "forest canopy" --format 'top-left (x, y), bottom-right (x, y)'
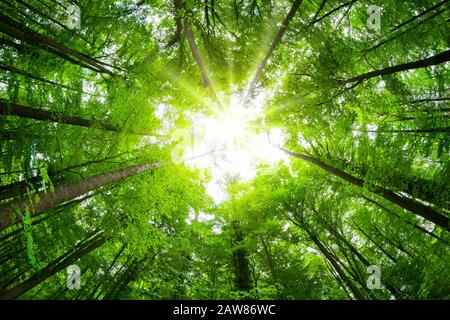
top-left (0, 0), bottom-right (449, 300)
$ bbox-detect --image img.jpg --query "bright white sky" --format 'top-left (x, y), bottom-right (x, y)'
top-left (180, 92), bottom-right (289, 203)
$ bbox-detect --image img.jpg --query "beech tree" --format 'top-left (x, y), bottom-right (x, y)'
top-left (0, 0), bottom-right (448, 301)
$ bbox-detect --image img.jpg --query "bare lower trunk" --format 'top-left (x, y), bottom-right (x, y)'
top-left (0, 162), bottom-right (159, 229)
top-left (0, 232), bottom-right (105, 300)
top-left (296, 219), bottom-right (366, 300)
top-left (0, 152), bottom-right (128, 201)
top-left (244, 0), bottom-right (303, 99)
top-left (0, 13), bottom-right (114, 75)
top-left (342, 50), bottom-right (450, 84)
top-left (0, 99), bottom-right (120, 132)
top-left (279, 147), bottom-right (449, 230)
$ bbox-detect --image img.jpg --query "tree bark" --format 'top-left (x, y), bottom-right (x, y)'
top-left (0, 162), bottom-right (160, 230)
top-left (0, 13), bottom-right (114, 76)
top-left (0, 99), bottom-right (120, 132)
top-left (0, 152), bottom-right (128, 201)
top-left (278, 147), bottom-right (449, 230)
top-left (390, 0), bottom-right (449, 32)
top-left (232, 220), bottom-right (252, 292)
top-left (296, 219), bottom-right (366, 300)
top-left (244, 0), bottom-right (303, 99)
top-left (0, 232), bottom-right (105, 300)
top-left (342, 50), bottom-right (450, 84)
top-left (352, 222), bottom-right (398, 263)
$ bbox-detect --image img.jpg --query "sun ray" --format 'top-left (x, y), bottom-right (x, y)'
top-left (181, 91), bottom-right (289, 202)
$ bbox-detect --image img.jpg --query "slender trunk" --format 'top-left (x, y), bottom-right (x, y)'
top-left (371, 222), bottom-right (411, 256)
top-left (0, 99), bottom-right (120, 132)
top-left (97, 255), bottom-right (134, 299)
top-left (324, 259), bottom-right (353, 299)
top-left (12, 0), bottom-right (68, 30)
top-left (370, 127), bottom-right (450, 134)
top-left (342, 50), bottom-right (450, 84)
top-left (310, 0), bottom-right (328, 23)
top-left (89, 244), bottom-right (127, 299)
top-left (0, 265), bottom-right (32, 289)
top-left (184, 23), bottom-right (212, 88)
top-left (0, 63), bottom-right (75, 91)
top-left (331, 242), bottom-right (378, 299)
top-left (260, 236), bottom-right (277, 284)
top-left (245, 0), bottom-right (303, 99)
top-left (362, 196), bottom-right (449, 245)
top-left (365, 9), bottom-right (445, 53)
top-left (324, 222), bottom-right (401, 298)
top-left (313, 0), bottom-right (357, 24)
top-left (0, 162), bottom-right (160, 229)
top-left (0, 35), bottom-right (101, 73)
top-left (0, 13), bottom-right (115, 76)
top-left (0, 192), bottom-right (96, 245)
top-left (297, 219), bottom-right (366, 300)
top-left (0, 152), bottom-right (128, 201)
top-left (390, 0), bottom-right (449, 32)
top-left (0, 37), bottom-right (31, 54)
top-left (103, 251), bottom-right (159, 299)
top-left (279, 147), bottom-right (449, 230)
top-left (352, 222), bottom-right (398, 263)
top-left (173, 0), bottom-right (221, 104)
top-left (232, 220), bottom-right (252, 292)
top-left (400, 97), bottom-right (450, 105)
top-left (0, 232), bottom-right (105, 299)
top-left (321, 222), bottom-right (371, 266)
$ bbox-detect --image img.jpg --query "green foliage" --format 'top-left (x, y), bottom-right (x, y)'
top-left (0, 0), bottom-right (448, 301)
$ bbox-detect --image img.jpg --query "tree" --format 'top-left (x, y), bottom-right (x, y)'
top-left (0, 162), bottom-right (160, 229)
top-left (0, 0), bottom-right (449, 301)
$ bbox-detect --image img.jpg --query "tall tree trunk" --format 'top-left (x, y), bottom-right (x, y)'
top-left (89, 244), bottom-right (127, 299)
top-left (361, 196), bottom-right (449, 245)
top-left (371, 222), bottom-right (411, 256)
top-left (310, 0), bottom-right (329, 23)
top-left (369, 127), bottom-right (450, 134)
top-left (260, 236), bottom-right (277, 284)
top-left (173, 0), bottom-right (222, 106)
top-left (0, 99), bottom-right (120, 132)
top-left (244, 0), bottom-right (303, 99)
top-left (352, 222), bottom-right (398, 263)
top-left (102, 251), bottom-right (159, 299)
top-left (278, 147), bottom-right (449, 230)
top-left (0, 13), bottom-right (115, 76)
top-left (321, 220), bottom-right (401, 298)
top-left (390, 0), bottom-right (449, 32)
top-left (174, 0), bottom-right (210, 87)
top-left (0, 232), bottom-right (105, 300)
top-left (0, 152), bottom-right (128, 201)
top-left (295, 218), bottom-right (366, 300)
top-left (313, 0), bottom-right (357, 24)
top-left (0, 162), bottom-right (160, 230)
top-left (0, 63), bottom-right (75, 91)
top-left (0, 192), bottom-right (96, 245)
top-left (341, 50), bottom-right (450, 84)
top-left (365, 9), bottom-right (445, 53)
top-left (232, 220), bottom-right (252, 292)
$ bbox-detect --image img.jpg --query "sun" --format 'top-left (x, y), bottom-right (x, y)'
top-left (182, 92), bottom-right (289, 202)
top-left (202, 96), bottom-right (255, 148)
